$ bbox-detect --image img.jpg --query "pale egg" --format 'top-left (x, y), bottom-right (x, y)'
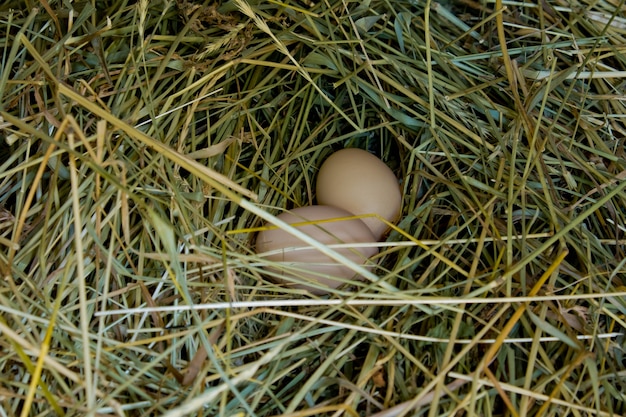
top-left (316, 148), bottom-right (402, 239)
top-left (255, 205), bottom-right (378, 294)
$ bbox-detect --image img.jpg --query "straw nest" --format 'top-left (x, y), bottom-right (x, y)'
top-left (1, 0), bottom-right (625, 416)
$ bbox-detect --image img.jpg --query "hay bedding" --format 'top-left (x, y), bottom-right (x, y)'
top-left (0, 0), bottom-right (625, 416)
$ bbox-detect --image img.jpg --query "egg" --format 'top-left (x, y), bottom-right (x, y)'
top-left (255, 205), bottom-right (378, 294)
top-left (316, 148), bottom-right (402, 239)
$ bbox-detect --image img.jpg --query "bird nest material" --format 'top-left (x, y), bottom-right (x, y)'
top-left (1, 0), bottom-right (625, 416)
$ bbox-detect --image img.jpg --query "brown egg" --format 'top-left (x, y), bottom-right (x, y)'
top-left (316, 148), bottom-right (402, 239)
top-left (255, 205), bottom-right (378, 294)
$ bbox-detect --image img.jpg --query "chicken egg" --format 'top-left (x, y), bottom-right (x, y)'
top-left (255, 205), bottom-right (378, 294)
top-left (316, 148), bottom-right (402, 239)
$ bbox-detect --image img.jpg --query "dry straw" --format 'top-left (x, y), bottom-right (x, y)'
top-left (1, 0), bottom-right (625, 416)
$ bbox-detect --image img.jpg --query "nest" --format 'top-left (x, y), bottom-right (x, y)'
top-left (1, 0), bottom-right (625, 415)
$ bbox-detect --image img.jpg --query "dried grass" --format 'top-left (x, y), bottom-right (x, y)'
top-left (1, 0), bottom-right (625, 416)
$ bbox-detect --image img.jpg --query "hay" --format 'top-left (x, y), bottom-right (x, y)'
top-left (1, 0), bottom-right (625, 415)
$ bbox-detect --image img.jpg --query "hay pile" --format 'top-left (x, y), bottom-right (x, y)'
top-left (1, 0), bottom-right (625, 415)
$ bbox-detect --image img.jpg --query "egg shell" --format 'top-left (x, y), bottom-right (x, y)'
top-left (316, 148), bottom-right (402, 239)
top-left (255, 205), bottom-right (378, 294)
